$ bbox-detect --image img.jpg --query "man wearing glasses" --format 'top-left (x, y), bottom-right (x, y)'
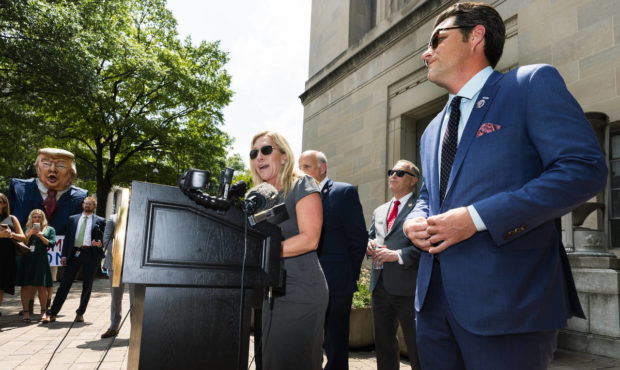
top-left (403, 3), bottom-right (607, 369)
top-left (367, 160), bottom-right (421, 370)
top-left (9, 148), bottom-right (87, 315)
top-left (44, 196), bottom-right (105, 323)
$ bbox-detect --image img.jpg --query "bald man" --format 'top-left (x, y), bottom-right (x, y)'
top-left (299, 150), bottom-right (367, 370)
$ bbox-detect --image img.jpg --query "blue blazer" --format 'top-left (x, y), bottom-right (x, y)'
top-left (62, 213), bottom-right (106, 259)
top-left (317, 179), bottom-right (368, 295)
top-left (8, 178), bottom-right (87, 236)
top-left (408, 64), bottom-right (608, 335)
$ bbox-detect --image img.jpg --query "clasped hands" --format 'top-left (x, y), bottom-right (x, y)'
top-left (366, 240), bottom-right (399, 267)
top-left (404, 206), bottom-right (477, 254)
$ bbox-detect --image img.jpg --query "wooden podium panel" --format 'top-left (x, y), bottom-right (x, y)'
top-left (122, 181), bottom-right (282, 370)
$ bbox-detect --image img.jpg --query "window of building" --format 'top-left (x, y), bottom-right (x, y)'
top-left (348, 0), bottom-right (377, 46)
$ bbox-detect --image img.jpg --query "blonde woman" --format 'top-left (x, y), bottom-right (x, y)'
top-left (15, 209), bottom-right (55, 322)
top-left (249, 131), bottom-right (328, 370)
top-left (0, 193), bottom-right (26, 316)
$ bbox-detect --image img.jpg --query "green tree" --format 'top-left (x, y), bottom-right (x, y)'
top-left (0, 0), bottom-right (233, 212)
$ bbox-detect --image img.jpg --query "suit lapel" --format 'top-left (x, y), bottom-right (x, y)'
top-left (387, 200), bottom-right (414, 236)
top-left (321, 178), bottom-right (332, 202)
top-left (445, 71), bottom-right (503, 202)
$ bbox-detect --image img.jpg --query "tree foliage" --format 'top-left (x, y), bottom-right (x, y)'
top-left (0, 0), bottom-right (235, 212)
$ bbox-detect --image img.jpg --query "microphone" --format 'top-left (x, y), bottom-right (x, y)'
top-left (248, 203), bottom-right (288, 226)
top-left (218, 167), bottom-right (235, 199)
top-left (244, 182), bottom-right (278, 213)
top-left (229, 180), bottom-right (247, 199)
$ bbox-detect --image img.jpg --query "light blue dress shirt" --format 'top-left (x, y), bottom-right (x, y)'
top-left (437, 66), bottom-right (494, 231)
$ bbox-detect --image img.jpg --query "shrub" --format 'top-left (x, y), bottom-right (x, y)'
top-left (352, 267), bottom-right (371, 309)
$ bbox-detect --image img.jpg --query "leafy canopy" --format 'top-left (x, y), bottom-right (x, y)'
top-left (0, 0), bottom-right (236, 210)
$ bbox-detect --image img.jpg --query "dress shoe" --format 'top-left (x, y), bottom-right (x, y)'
top-left (75, 314), bottom-right (84, 322)
top-left (101, 329), bottom-right (119, 339)
top-left (42, 315), bottom-right (56, 324)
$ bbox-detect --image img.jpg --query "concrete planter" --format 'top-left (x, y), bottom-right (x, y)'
top-left (349, 306), bottom-right (374, 348)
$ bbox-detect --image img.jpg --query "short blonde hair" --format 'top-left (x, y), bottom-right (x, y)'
top-left (35, 148), bottom-right (77, 180)
top-left (250, 131), bottom-right (301, 197)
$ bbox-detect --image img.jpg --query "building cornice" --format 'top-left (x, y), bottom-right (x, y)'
top-left (300, 0), bottom-right (452, 105)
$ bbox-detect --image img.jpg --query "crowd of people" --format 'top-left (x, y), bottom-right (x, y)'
top-left (0, 2), bottom-right (611, 370)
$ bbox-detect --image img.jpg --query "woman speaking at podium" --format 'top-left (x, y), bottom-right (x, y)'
top-left (249, 131), bottom-right (328, 370)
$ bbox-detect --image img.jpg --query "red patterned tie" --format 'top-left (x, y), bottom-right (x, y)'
top-left (386, 200), bottom-right (400, 232)
top-left (44, 189), bottom-right (57, 218)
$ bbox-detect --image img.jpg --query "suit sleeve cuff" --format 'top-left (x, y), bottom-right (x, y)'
top-left (467, 205), bottom-right (487, 231)
top-left (397, 249), bottom-right (404, 265)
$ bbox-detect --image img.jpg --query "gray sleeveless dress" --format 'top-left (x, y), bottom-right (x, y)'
top-left (262, 175), bottom-right (329, 370)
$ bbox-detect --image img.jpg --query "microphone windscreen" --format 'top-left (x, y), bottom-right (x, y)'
top-left (245, 182), bottom-right (279, 212)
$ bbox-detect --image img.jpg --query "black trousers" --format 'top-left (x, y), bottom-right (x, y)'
top-left (371, 276), bottom-right (420, 370)
top-left (49, 248), bottom-right (102, 316)
top-left (324, 292), bottom-right (354, 370)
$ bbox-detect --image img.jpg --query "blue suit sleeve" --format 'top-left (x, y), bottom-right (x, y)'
top-left (406, 180), bottom-right (430, 223)
top-left (474, 65), bottom-right (607, 246)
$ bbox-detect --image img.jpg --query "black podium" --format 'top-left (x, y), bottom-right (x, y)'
top-left (121, 181), bottom-right (282, 370)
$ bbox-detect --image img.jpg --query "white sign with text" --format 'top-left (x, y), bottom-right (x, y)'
top-left (47, 235), bottom-right (64, 267)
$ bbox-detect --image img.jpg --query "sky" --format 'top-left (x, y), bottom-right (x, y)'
top-left (165, 0), bottom-right (312, 168)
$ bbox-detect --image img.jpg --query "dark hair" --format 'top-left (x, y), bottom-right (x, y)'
top-left (0, 193), bottom-right (10, 219)
top-left (434, 2), bottom-right (505, 68)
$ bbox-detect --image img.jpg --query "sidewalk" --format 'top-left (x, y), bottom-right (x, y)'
top-left (0, 278), bottom-right (617, 369)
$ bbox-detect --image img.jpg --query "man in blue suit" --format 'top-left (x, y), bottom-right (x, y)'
top-left (44, 196), bottom-right (106, 323)
top-left (403, 3), bottom-right (607, 369)
top-left (299, 150), bottom-right (367, 370)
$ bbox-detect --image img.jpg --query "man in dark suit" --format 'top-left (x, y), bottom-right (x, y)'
top-left (403, 3), bottom-right (607, 369)
top-left (44, 196), bottom-right (106, 323)
top-left (367, 160), bottom-right (421, 370)
top-left (299, 150), bottom-right (367, 370)
top-left (9, 148), bottom-right (87, 314)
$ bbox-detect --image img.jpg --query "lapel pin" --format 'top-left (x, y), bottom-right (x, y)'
top-left (408, 203), bottom-right (412, 207)
top-left (476, 99), bottom-right (485, 108)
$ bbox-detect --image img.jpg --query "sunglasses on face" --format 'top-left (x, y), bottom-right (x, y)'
top-left (388, 169), bottom-right (416, 178)
top-left (428, 26), bottom-right (471, 50)
top-left (250, 145), bottom-right (275, 159)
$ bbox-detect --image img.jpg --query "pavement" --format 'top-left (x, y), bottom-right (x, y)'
top-left (0, 278), bottom-right (617, 370)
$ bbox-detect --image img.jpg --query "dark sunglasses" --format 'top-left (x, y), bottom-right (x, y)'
top-left (388, 169), bottom-right (416, 178)
top-left (428, 26), bottom-right (472, 50)
top-left (250, 145), bottom-right (275, 159)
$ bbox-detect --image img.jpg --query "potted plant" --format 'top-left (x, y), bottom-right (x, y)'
top-left (349, 267), bottom-right (374, 348)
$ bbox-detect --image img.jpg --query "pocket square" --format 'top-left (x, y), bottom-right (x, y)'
top-left (476, 123), bottom-right (502, 137)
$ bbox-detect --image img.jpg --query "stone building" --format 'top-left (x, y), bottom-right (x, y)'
top-left (300, 0), bottom-right (620, 359)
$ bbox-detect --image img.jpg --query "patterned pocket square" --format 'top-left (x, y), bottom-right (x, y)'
top-left (476, 123), bottom-right (502, 137)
